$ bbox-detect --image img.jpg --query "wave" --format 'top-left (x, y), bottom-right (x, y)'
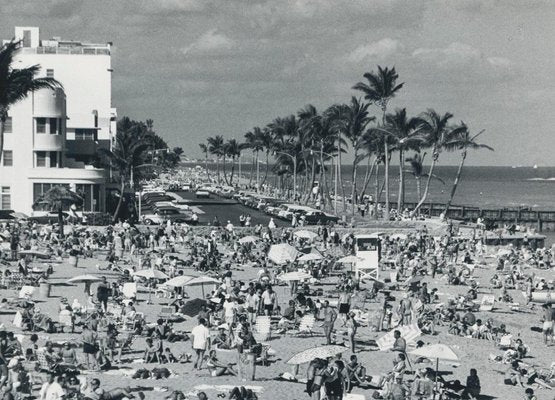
top-left (526, 177), bottom-right (555, 181)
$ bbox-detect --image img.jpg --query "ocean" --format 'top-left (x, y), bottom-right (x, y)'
top-left (187, 163), bottom-right (555, 210)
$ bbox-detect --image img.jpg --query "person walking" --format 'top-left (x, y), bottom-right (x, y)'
top-left (191, 318), bottom-right (211, 370)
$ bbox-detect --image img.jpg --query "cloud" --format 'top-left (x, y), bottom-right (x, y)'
top-left (348, 38), bottom-right (402, 63)
top-left (487, 56), bottom-right (512, 68)
top-left (139, 0), bottom-right (206, 13)
top-left (412, 42), bottom-right (481, 66)
top-left (182, 29), bottom-right (236, 55)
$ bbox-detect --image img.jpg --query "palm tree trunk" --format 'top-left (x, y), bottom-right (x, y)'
top-left (249, 152), bottom-right (255, 186)
top-left (306, 157), bottom-right (316, 205)
top-left (397, 149), bottom-right (404, 212)
top-left (58, 206), bottom-right (65, 237)
top-left (374, 163), bottom-right (380, 220)
top-left (351, 149), bottom-right (358, 215)
top-left (216, 159), bottom-right (220, 184)
top-left (337, 131), bottom-right (346, 211)
top-left (416, 176), bottom-right (422, 203)
top-left (361, 157), bottom-right (377, 198)
top-left (320, 143), bottom-right (331, 210)
top-left (262, 151), bottom-right (269, 185)
top-left (413, 148), bottom-right (437, 216)
top-left (383, 108), bottom-right (390, 220)
top-left (112, 179), bottom-right (125, 223)
top-left (229, 157), bottom-right (235, 185)
top-left (205, 154), bottom-right (211, 181)
top-left (222, 155), bottom-right (229, 185)
top-left (444, 150), bottom-right (466, 218)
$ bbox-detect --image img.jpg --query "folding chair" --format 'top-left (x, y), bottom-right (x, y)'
top-left (57, 309), bottom-right (74, 333)
top-left (158, 306), bottom-right (175, 321)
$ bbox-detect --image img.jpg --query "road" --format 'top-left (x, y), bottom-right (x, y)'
top-left (173, 191), bottom-right (286, 227)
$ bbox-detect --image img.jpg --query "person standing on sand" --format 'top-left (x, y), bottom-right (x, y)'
top-left (191, 318), bottom-right (211, 370)
top-left (321, 301), bottom-right (337, 345)
top-left (542, 304), bottom-right (554, 345)
top-left (82, 325), bottom-right (98, 370)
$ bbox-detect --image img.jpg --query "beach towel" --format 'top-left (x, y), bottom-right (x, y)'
top-left (194, 384), bottom-right (264, 393)
top-left (12, 311), bottom-right (23, 328)
top-left (479, 294), bottom-right (495, 311)
top-left (377, 323), bottom-right (421, 351)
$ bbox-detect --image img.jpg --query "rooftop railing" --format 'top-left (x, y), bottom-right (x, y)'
top-left (19, 46), bottom-right (110, 55)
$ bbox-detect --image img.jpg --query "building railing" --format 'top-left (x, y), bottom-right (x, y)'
top-left (19, 46), bottom-right (110, 56)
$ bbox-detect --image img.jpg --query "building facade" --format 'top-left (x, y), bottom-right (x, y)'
top-left (0, 27), bottom-right (116, 215)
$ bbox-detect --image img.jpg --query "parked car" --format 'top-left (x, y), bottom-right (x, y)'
top-left (195, 188), bottom-right (210, 198)
top-left (302, 210), bottom-right (339, 225)
top-left (142, 206), bottom-right (197, 225)
top-left (29, 211), bottom-right (70, 224)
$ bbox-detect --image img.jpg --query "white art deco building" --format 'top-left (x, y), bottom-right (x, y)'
top-left (0, 26), bottom-right (116, 215)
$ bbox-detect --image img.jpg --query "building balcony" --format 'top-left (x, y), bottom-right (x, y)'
top-left (34, 133), bottom-right (64, 151)
top-left (27, 167), bottom-right (106, 182)
top-left (19, 46), bottom-right (110, 56)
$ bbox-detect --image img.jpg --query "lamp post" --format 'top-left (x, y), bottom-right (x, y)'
top-left (274, 151), bottom-right (297, 202)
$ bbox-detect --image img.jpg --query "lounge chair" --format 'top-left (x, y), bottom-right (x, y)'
top-left (57, 309), bottom-right (74, 332)
top-left (295, 315), bottom-right (316, 337)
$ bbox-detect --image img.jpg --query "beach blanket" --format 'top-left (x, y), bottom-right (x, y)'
top-left (377, 323), bottom-right (421, 351)
top-left (479, 294), bottom-right (495, 311)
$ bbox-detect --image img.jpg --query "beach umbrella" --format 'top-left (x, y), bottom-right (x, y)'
top-left (404, 275), bottom-right (424, 286)
top-left (409, 343), bottom-right (458, 397)
top-left (268, 243), bottom-right (300, 265)
top-left (165, 275), bottom-right (195, 287)
top-left (67, 275), bottom-right (103, 283)
top-left (293, 230), bottom-right (318, 241)
top-left (18, 250), bottom-right (50, 259)
top-left (182, 276), bottom-right (220, 297)
top-left (298, 253), bottom-right (323, 262)
top-left (336, 255), bottom-right (363, 264)
top-left (238, 236), bottom-right (259, 244)
top-left (133, 269), bottom-right (169, 280)
top-left (278, 271), bottom-right (313, 282)
top-left (286, 345), bottom-right (346, 365)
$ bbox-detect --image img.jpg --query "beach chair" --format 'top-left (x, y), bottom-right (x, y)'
top-left (479, 294), bottom-right (495, 311)
top-left (253, 316), bottom-right (272, 342)
top-left (158, 306), bottom-right (175, 321)
top-left (155, 284), bottom-right (175, 299)
top-left (296, 315), bottom-right (316, 337)
top-left (36, 349), bottom-right (58, 372)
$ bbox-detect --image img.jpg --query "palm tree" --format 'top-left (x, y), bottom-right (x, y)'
top-left (353, 66), bottom-right (404, 220)
top-left (258, 127), bottom-right (273, 186)
top-left (198, 143), bottom-right (211, 181)
top-left (0, 40), bottom-right (63, 163)
top-left (224, 138), bottom-right (243, 186)
top-left (98, 127), bottom-right (153, 222)
top-left (33, 186), bottom-right (82, 237)
top-left (442, 123), bottom-right (493, 217)
top-left (384, 108), bottom-right (421, 212)
top-left (344, 97), bottom-right (374, 214)
top-left (412, 110), bottom-right (464, 216)
top-left (207, 135), bottom-right (224, 184)
top-left (405, 152), bottom-right (445, 204)
top-left (325, 103), bottom-right (350, 211)
top-left (245, 127), bottom-right (264, 187)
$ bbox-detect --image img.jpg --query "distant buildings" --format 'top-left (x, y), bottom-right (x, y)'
top-left (0, 27), bottom-right (116, 215)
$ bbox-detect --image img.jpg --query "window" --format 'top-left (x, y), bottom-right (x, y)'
top-left (36, 118), bottom-right (46, 134)
top-left (0, 187), bottom-right (10, 210)
top-left (49, 151), bottom-right (61, 168)
top-left (75, 129), bottom-right (96, 141)
top-left (2, 151), bottom-right (13, 166)
top-left (36, 151), bottom-right (47, 167)
top-left (49, 118), bottom-right (58, 134)
top-left (3, 117), bottom-right (12, 133)
top-left (46, 69), bottom-right (54, 78)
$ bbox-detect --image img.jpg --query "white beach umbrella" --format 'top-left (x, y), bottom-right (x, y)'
top-left (409, 343), bottom-right (459, 390)
top-left (278, 271), bottom-right (313, 282)
top-left (268, 243), bottom-right (300, 265)
top-left (286, 345), bottom-right (346, 365)
top-left (165, 275), bottom-right (195, 287)
top-left (19, 250), bottom-right (50, 259)
top-left (182, 276), bottom-right (220, 297)
top-left (133, 269), bottom-right (169, 280)
top-left (298, 253), bottom-right (323, 262)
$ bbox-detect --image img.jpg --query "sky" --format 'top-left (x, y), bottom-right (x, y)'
top-left (1, 0), bottom-right (554, 166)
